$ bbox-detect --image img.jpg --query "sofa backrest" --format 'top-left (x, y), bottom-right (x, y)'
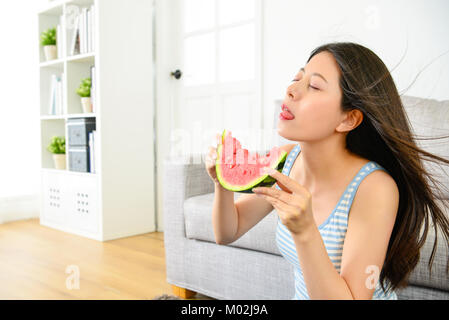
top-left (401, 95), bottom-right (449, 200)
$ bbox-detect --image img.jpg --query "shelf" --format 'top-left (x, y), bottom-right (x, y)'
top-left (67, 0), bottom-right (95, 8)
top-left (41, 115), bottom-right (66, 120)
top-left (41, 167), bottom-right (97, 177)
top-left (37, 0), bottom-right (95, 16)
top-left (67, 112), bottom-right (96, 118)
top-left (38, 0), bottom-right (66, 15)
top-left (67, 52), bottom-right (96, 63)
top-left (40, 58), bottom-right (65, 68)
top-left (40, 113), bottom-right (96, 120)
top-left (38, 0), bottom-right (156, 241)
top-left (39, 52), bottom-right (95, 67)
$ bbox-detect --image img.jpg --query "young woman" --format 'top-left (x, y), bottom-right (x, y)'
top-left (205, 42), bottom-right (449, 300)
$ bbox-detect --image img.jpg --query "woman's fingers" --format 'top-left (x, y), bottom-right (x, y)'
top-left (207, 147), bottom-right (217, 161)
top-left (263, 167), bottom-right (310, 197)
top-left (216, 133), bottom-right (222, 147)
top-left (253, 186), bottom-right (298, 207)
top-left (205, 133), bottom-right (222, 183)
top-left (206, 146), bottom-right (218, 172)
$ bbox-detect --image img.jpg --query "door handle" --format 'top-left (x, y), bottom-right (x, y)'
top-left (170, 69), bottom-right (182, 80)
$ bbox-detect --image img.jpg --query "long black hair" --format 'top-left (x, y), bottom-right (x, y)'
top-left (308, 42), bottom-right (449, 292)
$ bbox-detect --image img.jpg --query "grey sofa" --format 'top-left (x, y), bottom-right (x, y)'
top-left (163, 95), bottom-right (449, 300)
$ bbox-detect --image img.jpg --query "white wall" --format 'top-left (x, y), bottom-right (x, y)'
top-left (0, 0), bottom-right (46, 223)
top-left (263, 0), bottom-right (449, 130)
top-left (155, 0), bottom-right (449, 231)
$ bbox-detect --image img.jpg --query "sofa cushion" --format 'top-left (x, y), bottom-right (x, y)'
top-left (184, 193), bottom-right (281, 256)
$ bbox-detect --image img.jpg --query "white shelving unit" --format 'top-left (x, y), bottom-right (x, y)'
top-left (38, 0), bottom-right (156, 240)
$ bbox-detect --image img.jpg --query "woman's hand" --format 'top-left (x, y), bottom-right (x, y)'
top-left (252, 167), bottom-right (315, 236)
top-left (205, 133), bottom-right (222, 184)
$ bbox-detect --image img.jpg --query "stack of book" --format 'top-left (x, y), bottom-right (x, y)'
top-left (89, 130), bottom-right (97, 173)
top-left (69, 5), bottom-right (95, 56)
top-left (48, 74), bottom-right (64, 115)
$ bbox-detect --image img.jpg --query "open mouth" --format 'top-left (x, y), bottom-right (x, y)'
top-left (280, 104), bottom-right (295, 120)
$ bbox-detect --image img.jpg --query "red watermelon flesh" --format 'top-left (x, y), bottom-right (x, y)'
top-left (215, 130), bottom-right (287, 193)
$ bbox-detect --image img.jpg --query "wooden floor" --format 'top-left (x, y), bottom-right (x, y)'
top-left (0, 218), bottom-right (213, 300)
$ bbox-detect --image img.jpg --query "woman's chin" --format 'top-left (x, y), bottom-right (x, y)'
top-left (276, 125), bottom-right (290, 139)
top-left (277, 123), bottom-right (300, 141)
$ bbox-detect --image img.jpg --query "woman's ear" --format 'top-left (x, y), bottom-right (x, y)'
top-left (336, 109), bottom-right (363, 133)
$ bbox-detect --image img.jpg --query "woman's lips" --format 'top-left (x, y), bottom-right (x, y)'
top-left (280, 104), bottom-right (295, 120)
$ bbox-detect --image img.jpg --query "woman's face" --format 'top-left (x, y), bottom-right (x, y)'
top-left (277, 51), bottom-right (346, 142)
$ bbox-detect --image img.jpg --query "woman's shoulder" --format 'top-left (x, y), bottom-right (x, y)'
top-left (351, 162), bottom-right (399, 219)
top-left (363, 166), bottom-right (397, 191)
top-left (353, 158), bottom-right (398, 196)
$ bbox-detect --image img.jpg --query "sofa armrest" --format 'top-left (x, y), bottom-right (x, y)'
top-left (163, 153), bottom-right (215, 200)
top-left (163, 153), bottom-right (215, 285)
top-left (162, 153), bottom-right (214, 239)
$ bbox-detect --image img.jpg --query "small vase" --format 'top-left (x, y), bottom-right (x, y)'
top-left (81, 97), bottom-right (92, 113)
top-left (44, 45), bottom-right (57, 61)
top-left (53, 153), bottom-right (66, 170)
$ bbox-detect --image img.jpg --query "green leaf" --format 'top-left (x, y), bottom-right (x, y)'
top-left (40, 27), bottom-right (57, 46)
top-left (76, 77), bottom-right (91, 97)
top-left (47, 135), bottom-right (65, 154)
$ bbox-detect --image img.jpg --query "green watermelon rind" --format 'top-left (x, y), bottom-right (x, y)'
top-left (236, 159), bottom-right (286, 193)
top-left (215, 129), bottom-right (288, 193)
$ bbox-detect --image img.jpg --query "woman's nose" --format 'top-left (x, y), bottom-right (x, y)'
top-left (286, 81), bottom-right (302, 101)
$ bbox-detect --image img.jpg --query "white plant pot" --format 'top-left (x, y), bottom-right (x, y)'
top-left (43, 45), bottom-right (57, 61)
top-left (53, 154), bottom-right (66, 170)
top-left (81, 97), bottom-right (92, 113)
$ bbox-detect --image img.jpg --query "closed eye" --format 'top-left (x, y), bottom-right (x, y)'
top-left (291, 79), bottom-right (320, 90)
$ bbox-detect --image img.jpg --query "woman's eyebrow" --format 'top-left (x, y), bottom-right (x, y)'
top-left (300, 67), bottom-right (328, 83)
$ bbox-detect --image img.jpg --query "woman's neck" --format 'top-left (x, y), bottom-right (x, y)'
top-left (296, 135), bottom-right (357, 193)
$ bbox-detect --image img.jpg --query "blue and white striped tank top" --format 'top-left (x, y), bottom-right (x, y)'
top-left (275, 144), bottom-right (398, 300)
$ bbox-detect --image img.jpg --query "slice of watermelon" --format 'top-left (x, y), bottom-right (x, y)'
top-left (215, 129), bottom-right (287, 193)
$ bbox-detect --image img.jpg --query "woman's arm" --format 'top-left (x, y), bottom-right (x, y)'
top-left (293, 170), bottom-right (399, 299)
top-left (213, 185), bottom-right (275, 245)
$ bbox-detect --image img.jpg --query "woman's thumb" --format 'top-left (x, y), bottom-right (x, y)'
top-left (216, 133), bottom-right (222, 146)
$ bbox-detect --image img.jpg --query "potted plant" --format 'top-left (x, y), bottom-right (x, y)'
top-left (47, 136), bottom-right (66, 170)
top-left (76, 77), bottom-right (92, 113)
top-left (41, 27), bottom-right (57, 61)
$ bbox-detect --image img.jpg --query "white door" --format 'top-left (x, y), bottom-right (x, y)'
top-left (168, 0), bottom-right (263, 157)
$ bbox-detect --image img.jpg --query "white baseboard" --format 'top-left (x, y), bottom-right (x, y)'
top-left (0, 193), bottom-right (40, 224)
